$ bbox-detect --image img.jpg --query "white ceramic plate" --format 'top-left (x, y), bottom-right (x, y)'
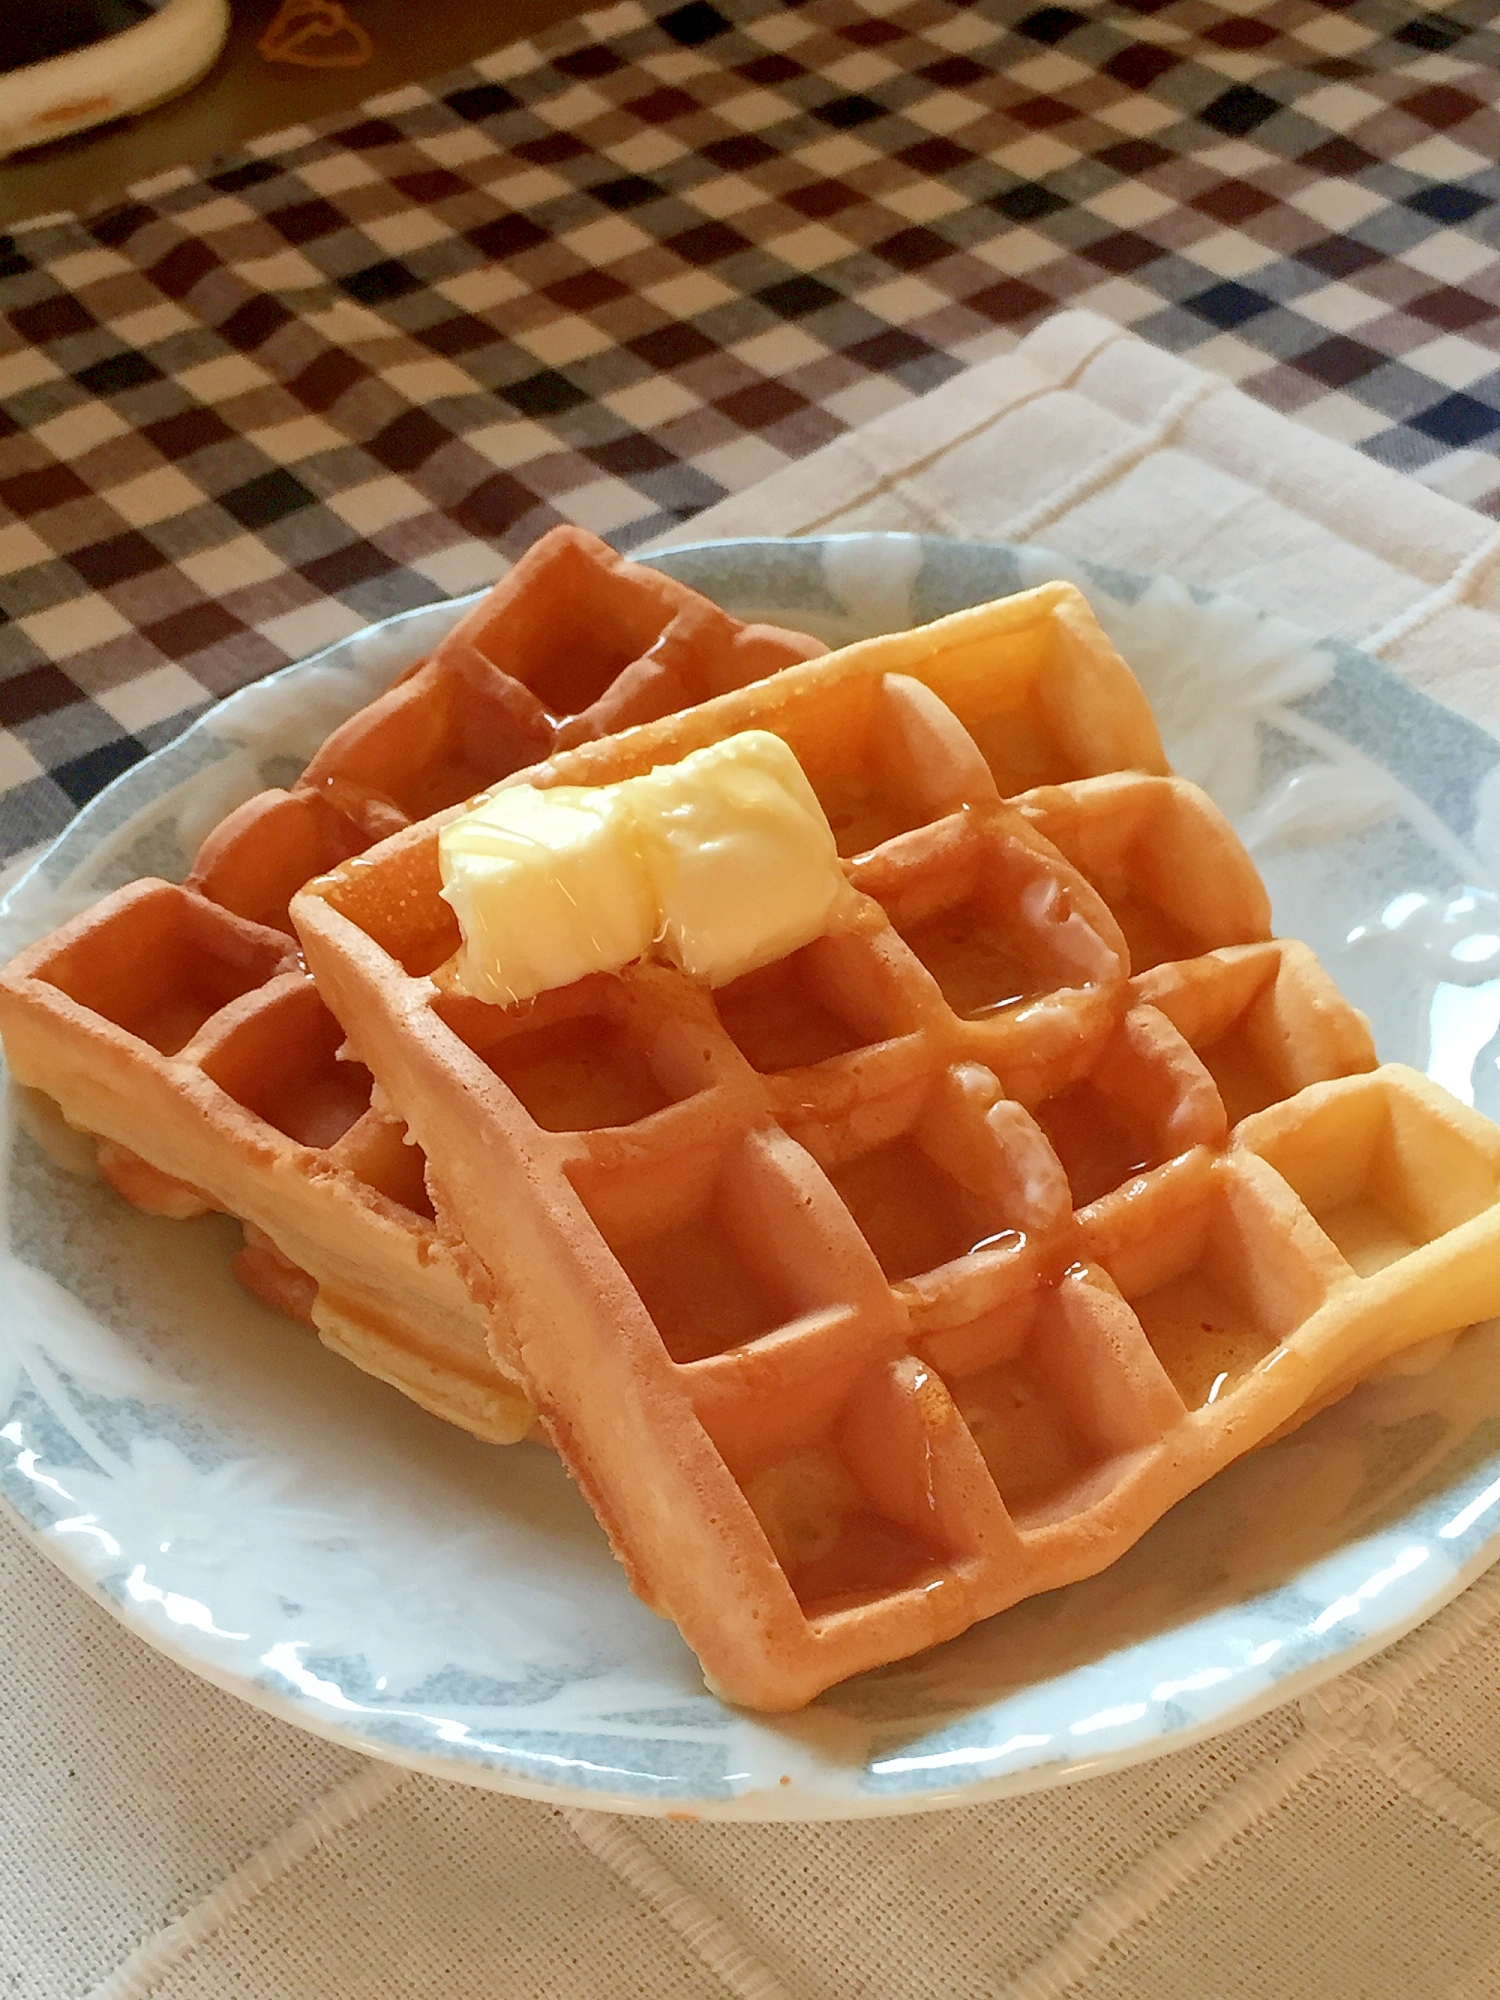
top-left (7, 533), bottom-right (1500, 1821)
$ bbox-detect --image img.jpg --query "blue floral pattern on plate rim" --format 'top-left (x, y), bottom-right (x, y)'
top-left (5, 533), bottom-right (1500, 1821)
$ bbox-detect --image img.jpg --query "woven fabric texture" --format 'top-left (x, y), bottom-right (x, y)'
top-left (7, 0), bottom-right (1500, 864)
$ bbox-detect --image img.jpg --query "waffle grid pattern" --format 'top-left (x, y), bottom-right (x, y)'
top-left (1, 841), bottom-right (530, 1438)
top-left (5, 0), bottom-right (1500, 859)
top-left (187, 522), bottom-right (822, 932)
top-left (0, 529), bottom-right (822, 1441)
top-left (294, 584), bottom-right (1500, 1707)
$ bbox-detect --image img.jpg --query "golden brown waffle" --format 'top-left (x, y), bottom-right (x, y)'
top-left (0, 528), bottom-right (826, 1443)
top-left (188, 523), bottom-right (827, 936)
top-left (0, 877), bottom-right (519, 1433)
top-left (289, 580), bottom-right (1495, 1711)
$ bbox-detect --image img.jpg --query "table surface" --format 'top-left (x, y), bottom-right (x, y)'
top-left (0, 0), bottom-right (595, 227)
top-left (5, 0), bottom-right (1500, 882)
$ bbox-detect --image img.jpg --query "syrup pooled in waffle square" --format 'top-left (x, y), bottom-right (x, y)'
top-left (290, 581), bottom-right (1500, 1710)
top-left (0, 528), bottom-right (826, 1443)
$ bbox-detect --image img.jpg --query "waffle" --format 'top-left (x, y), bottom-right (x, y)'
top-left (188, 523), bottom-right (827, 936)
top-left (0, 528), bottom-right (826, 1443)
top-left (288, 580), bottom-right (1500, 1711)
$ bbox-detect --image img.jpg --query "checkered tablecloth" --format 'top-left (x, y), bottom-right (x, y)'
top-left (4, 0), bottom-right (1500, 869)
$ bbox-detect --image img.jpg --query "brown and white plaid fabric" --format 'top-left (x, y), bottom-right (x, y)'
top-left (3, 0), bottom-right (1500, 864)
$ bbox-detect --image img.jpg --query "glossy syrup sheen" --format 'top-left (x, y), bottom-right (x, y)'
top-left (830, 1138), bottom-right (1004, 1281)
top-left (519, 624), bottom-right (667, 719)
top-left (397, 751), bottom-right (524, 824)
top-left (792, 1512), bottom-right (949, 1617)
top-left (326, 840), bottom-right (458, 979)
top-left (1130, 1269), bottom-right (1279, 1409)
top-left (1034, 1084), bottom-right (1154, 1208)
top-left (898, 903), bottom-right (1036, 1018)
top-left (817, 776), bottom-right (922, 859)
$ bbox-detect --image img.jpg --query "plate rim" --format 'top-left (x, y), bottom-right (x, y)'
top-left (8, 1473), bottom-right (1500, 1822)
top-left (5, 528), bottom-right (1500, 1820)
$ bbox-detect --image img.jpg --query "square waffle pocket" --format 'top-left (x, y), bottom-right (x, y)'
top-left (287, 582), bottom-right (1500, 1710)
top-left (0, 528), bottom-right (824, 1443)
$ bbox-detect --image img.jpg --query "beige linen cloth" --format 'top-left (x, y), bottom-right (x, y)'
top-left (10, 307), bottom-right (1500, 1999)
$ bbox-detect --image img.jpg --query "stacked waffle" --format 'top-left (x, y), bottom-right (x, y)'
top-left (0, 528), bottom-right (825, 1444)
top-left (7, 552), bottom-right (1500, 1710)
top-left (289, 581), bottom-right (1500, 1710)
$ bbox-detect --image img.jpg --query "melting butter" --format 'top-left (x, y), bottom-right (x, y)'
top-left (439, 730), bottom-right (853, 1004)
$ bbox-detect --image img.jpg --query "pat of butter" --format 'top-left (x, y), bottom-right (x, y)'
top-left (436, 784), bottom-right (658, 1008)
top-left (439, 730), bottom-right (851, 1004)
